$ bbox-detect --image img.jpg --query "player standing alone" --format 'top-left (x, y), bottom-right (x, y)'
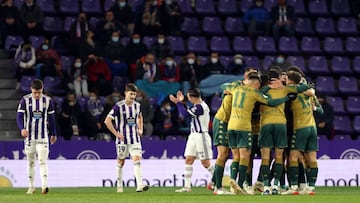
top-left (16, 79), bottom-right (57, 194)
top-left (104, 83), bottom-right (149, 193)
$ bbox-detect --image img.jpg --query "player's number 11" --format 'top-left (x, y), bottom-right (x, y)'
top-left (233, 92), bottom-right (246, 108)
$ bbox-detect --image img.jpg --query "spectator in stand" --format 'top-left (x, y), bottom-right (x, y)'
top-left (84, 53), bottom-right (113, 96)
top-left (150, 32), bottom-right (174, 63)
top-left (19, 0), bottom-right (44, 38)
top-left (160, 0), bottom-right (183, 35)
top-left (110, 0), bottom-right (135, 36)
top-left (179, 52), bottom-right (204, 92)
top-left (125, 33), bottom-right (149, 80)
top-left (100, 90), bottom-right (123, 140)
top-left (243, 0), bottom-right (271, 37)
top-left (58, 91), bottom-right (83, 140)
top-left (84, 90), bottom-right (105, 140)
top-left (104, 31), bottom-right (128, 77)
top-left (270, 0), bottom-right (296, 42)
top-left (314, 95), bottom-right (335, 140)
top-left (134, 0), bottom-right (162, 36)
top-left (136, 52), bottom-right (160, 82)
top-left (35, 40), bottom-right (62, 80)
top-left (159, 55), bottom-right (180, 82)
top-left (14, 40), bottom-right (36, 88)
top-left (79, 30), bottom-right (100, 61)
top-left (153, 99), bottom-right (178, 139)
top-left (68, 12), bottom-right (91, 57)
top-left (203, 52), bottom-right (225, 78)
top-left (69, 58), bottom-right (89, 97)
top-left (0, 0), bottom-right (20, 48)
top-left (226, 54), bottom-right (247, 75)
top-left (94, 10), bottom-right (124, 52)
top-left (136, 90), bottom-right (154, 136)
top-left (270, 54), bottom-right (292, 71)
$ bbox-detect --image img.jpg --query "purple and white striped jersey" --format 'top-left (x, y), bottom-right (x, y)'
top-left (187, 101), bottom-right (210, 133)
top-left (17, 93), bottom-right (55, 141)
top-left (107, 100), bottom-right (142, 144)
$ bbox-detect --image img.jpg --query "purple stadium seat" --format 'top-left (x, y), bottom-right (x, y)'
top-left (218, 0), bottom-right (238, 16)
top-left (262, 55), bottom-right (276, 71)
top-left (210, 94), bottom-right (222, 113)
top-left (337, 17), bottom-right (358, 35)
top-left (287, 0), bottom-right (306, 16)
top-left (331, 0), bottom-right (351, 16)
top-left (128, 0), bottom-right (144, 11)
top-left (43, 16), bottom-right (64, 34)
top-left (4, 35), bottom-right (23, 54)
top-left (50, 35), bottom-right (70, 55)
top-left (240, 0), bottom-right (253, 13)
top-left (354, 116), bottom-right (360, 133)
top-left (202, 17), bottom-right (224, 35)
top-left (20, 76), bottom-right (36, 93)
top-left (295, 17), bottom-right (314, 35)
top-left (279, 37), bottom-right (299, 54)
top-left (315, 17), bottom-right (336, 36)
top-left (120, 37), bottom-right (130, 47)
top-left (198, 56), bottom-right (208, 65)
top-left (243, 56), bottom-right (260, 69)
top-left (64, 17), bottom-right (76, 32)
top-left (287, 56), bottom-right (307, 73)
top-left (210, 36), bottom-right (232, 55)
top-left (347, 96), bottom-right (360, 115)
top-left (338, 76), bottom-right (359, 95)
top-left (308, 56), bottom-right (330, 75)
top-left (142, 36), bottom-right (156, 49)
top-left (167, 36), bottom-right (186, 55)
top-left (89, 17), bottom-right (101, 30)
top-left (333, 115), bottom-right (353, 134)
top-left (225, 17), bottom-right (245, 35)
top-left (316, 76), bottom-right (337, 95)
top-left (220, 56), bottom-right (232, 67)
top-left (301, 37), bottom-right (322, 55)
top-left (43, 76), bottom-right (65, 95)
top-left (353, 56), bottom-right (360, 74)
top-left (324, 37), bottom-right (344, 55)
top-left (256, 36), bottom-right (277, 54)
top-left (60, 56), bottom-right (75, 73)
top-left (148, 96), bottom-right (159, 109)
top-left (82, 0), bottom-right (102, 15)
top-left (264, 0), bottom-right (277, 11)
top-left (104, 0), bottom-right (116, 11)
top-left (233, 36), bottom-right (254, 54)
top-left (346, 37), bottom-right (360, 54)
top-left (113, 76), bottom-right (129, 92)
top-left (37, 0), bottom-right (57, 15)
top-left (308, 0), bottom-right (329, 16)
top-left (326, 96), bottom-right (346, 114)
top-left (29, 35), bottom-right (45, 49)
top-left (59, 0), bottom-right (80, 15)
top-left (181, 17), bottom-right (201, 35)
top-left (14, 0), bottom-right (24, 8)
top-left (77, 96), bottom-right (89, 112)
top-left (177, 0), bottom-right (194, 15)
top-left (195, 0), bottom-right (216, 16)
top-left (52, 96), bottom-right (65, 112)
top-left (331, 56), bottom-right (352, 75)
top-left (187, 36), bottom-right (209, 55)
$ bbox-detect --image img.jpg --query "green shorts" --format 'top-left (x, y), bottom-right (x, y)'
top-left (258, 124), bottom-right (288, 148)
top-left (290, 126), bottom-right (318, 152)
top-left (212, 118), bottom-right (229, 147)
top-left (228, 130), bottom-right (252, 149)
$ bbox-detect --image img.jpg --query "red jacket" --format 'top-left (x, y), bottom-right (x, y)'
top-left (85, 59), bottom-right (112, 82)
top-left (159, 63), bottom-right (180, 82)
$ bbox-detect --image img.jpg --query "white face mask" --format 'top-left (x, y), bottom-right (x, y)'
top-left (133, 38), bottom-right (140, 44)
top-left (74, 62), bottom-right (82, 68)
top-left (277, 56), bottom-right (285, 64)
top-left (89, 96), bottom-right (96, 101)
top-left (119, 2), bottom-right (126, 7)
top-left (211, 57), bottom-right (218, 64)
top-left (166, 0), bottom-right (172, 5)
top-left (112, 37), bottom-right (119, 42)
top-left (187, 58), bottom-right (195, 65)
top-left (235, 59), bottom-right (243, 65)
top-left (166, 60), bottom-right (173, 66)
top-left (158, 38), bottom-right (165, 44)
top-left (153, 1), bottom-right (157, 6)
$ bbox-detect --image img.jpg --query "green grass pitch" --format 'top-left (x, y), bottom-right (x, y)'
top-left (0, 187), bottom-right (359, 203)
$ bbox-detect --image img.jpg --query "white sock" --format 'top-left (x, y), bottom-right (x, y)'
top-left (184, 164), bottom-right (193, 188)
top-left (134, 161), bottom-right (143, 188)
top-left (207, 165), bottom-right (215, 175)
top-left (38, 151), bottom-right (49, 189)
top-left (117, 164), bottom-right (123, 188)
top-left (27, 153), bottom-right (36, 188)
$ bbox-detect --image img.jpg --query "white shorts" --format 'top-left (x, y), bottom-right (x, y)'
top-left (184, 133), bottom-right (213, 160)
top-left (24, 139), bottom-right (49, 154)
top-left (116, 143), bottom-right (143, 159)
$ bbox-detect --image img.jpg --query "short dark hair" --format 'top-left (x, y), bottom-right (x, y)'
top-left (268, 69), bottom-right (281, 80)
top-left (287, 66), bottom-right (305, 77)
top-left (187, 88), bottom-right (201, 98)
top-left (245, 67), bottom-right (258, 73)
top-left (125, 83), bottom-right (138, 92)
top-left (287, 71), bottom-right (302, 84)
top-left (31, 79), bottom-right (43, 90)
top-left (248, 72), bottom-right (262, 82)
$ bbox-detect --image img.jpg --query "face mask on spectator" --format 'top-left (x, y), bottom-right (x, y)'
top-left (153, 1), bottom-right (157, 6)
top-left (235, 59), bottom-right (243, 65)
top-left (166, 0), bottom-right (172, 5)
top-left (89, 96), bottom-right (96, 101)
top-left (164, 105), bottom-right (171, 111)
top-left (74, 62), bottom-right (82, 68)
top-left (158, 38), bottom-right (165, 44)
top-left (135, 96), bottom-right (143, 102)
top-left (42, 44), bottom-right (48, 50)
top-left (211, 57), bottom-right (218, 64)
top-left (119, 2), bottom-right (126, 7)
top-left (187, 58), bottom-right (195, 65)
top-left (166, 60), bottom-right (173, 66)
top-left (113, 96), bottom-right (120, 102)
top-left (112, 36), bottom-right (119, 42)
top-left (68, 101), bottom-right (75, 106)
top-left (26, 2), bottom-right (33, 7)
top-left (133, 38), bottom-right (140, 44)
top-left (276, 56), bottom-right (285, 64)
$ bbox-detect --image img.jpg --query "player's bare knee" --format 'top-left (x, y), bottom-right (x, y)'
top-left (200, 160), bottom-right (211, 168)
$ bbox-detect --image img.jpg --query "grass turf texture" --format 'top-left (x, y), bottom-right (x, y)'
top-left (0, 187), bottom-right (359, 203)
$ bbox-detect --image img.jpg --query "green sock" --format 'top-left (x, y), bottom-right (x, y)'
top-left (246, 172), bottom-right (252, 186)
top-left (238, 165), bottom-right (248, 187)
top-left (298, 162), bottom-right (306, 184)
top-left (260, 164), bottom-right (270, 186)
top-left (308, 167), bottom-right (318, 187)
top-left (273, 163), bottom-right (283, 186)
top-left (230, 161), bottom-right (239, 180)
top-left (289, 166), bottom-right (299, 186)
top-left (215, 164), bottom-right (225, 188)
